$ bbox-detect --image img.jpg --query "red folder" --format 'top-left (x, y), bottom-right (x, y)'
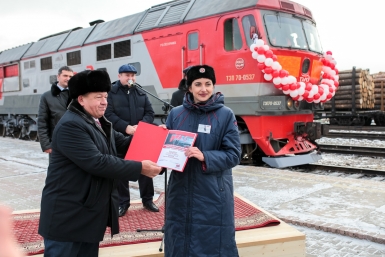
top-left (125, 121), bottom-right (197, 172)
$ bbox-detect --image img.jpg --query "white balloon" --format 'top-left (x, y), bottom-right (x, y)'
top-left (281, 77), bottom-right (289, 85)
top-left (264, 73), bottom-right (273, 81)
top-left (298, 87), bottom-right (305, 95)
top-left (255, 39), bottom-right (265, 47)
top-left (299, 82), bottom-right (306, 90)
top-left (311, 85), bottom-right (319, 95)
top-left (273, 77), bottom-right (282, 85)
top-left (325, 55), bottom-right (333, 61)
top-left (252, 52), bottom-right (259, 59)
top-left (262, 45), bottom-right (270, 51)
top-left (271, 61), bottom-right (280, 70)
top-left (290, 90), bottom-right (299, 98)
top-left (277, 64), bottom-right (282, 71)
top-left (265, 58), bottom-right (274, 66)
top-left (288, 75), bottom-right (297, 84)
top-left (320, 93), bottom-right (327, 101)
top-left (257, 55), bottom-right (266, 63)
top-left (298, 95), bottom-right (304, 101)
top-left (283, 90), bottom-right (290, 95)
top-left (313, 99), bottom-right (321, 103)
top-left (308, 90), bottom-right (315, 98)
top-left (250, 44), bottom-right (258, 52)
top-left (334, 75), bottom-right (339, 81)
top-left (330, 70), bottom-right (336, 76)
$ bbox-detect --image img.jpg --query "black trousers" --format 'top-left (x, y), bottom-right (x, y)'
top-left (43, 238), bottom-right (99, 257)
top-left (118, 174), bottom-right (154, 205)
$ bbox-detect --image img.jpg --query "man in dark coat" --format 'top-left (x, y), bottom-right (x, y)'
top-left (38, 70), bottom-right (162, 257)
top-left (37, 66), bottom-right (73, 155)
top-left (105, 64), bottom-right (158, 216)
top-left (170, 66), bottom-right (192, 107)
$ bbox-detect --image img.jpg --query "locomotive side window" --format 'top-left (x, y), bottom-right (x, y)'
top-left (40, 57), bottom-right (52, 71)
top-left (114, 40), bottom-right (131, 58)
top-left (67, 50), bottom-right (81, 66)
top-left (188, 32), bottom-right (198, 50)
top-left (97, 44), bottom-right (112, 61)
top-left (224, 18), bottom-right (243, 51)
top-left (242, 15), bottom-right (257, 47)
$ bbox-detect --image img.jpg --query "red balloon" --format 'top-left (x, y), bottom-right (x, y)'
top-left (335, 68), bottom-right (339, 75)
top-left (254, 47), bottom-right (259, 52)
top-left (257, 47), bottom-right (265, 55)
top-left (296, 82), bottom-right (301, 89)
top-left (321, 58), bottom-right (327, 65)
top-left (279, 70), bottom-right (288, 78)
top-left (306, 97), bottom-right (313, 102)
top-left (324, 60), bottom-right (330, 67)
top-left (303, 91), bottom-right (310, 98)
top-left (272, 55), bottom-right (278, 61)
top-left (305, 83), bottom-right (313, 91)
top-left (313, 93), bottom-right (320, 100)
top-left (318, 87), bottom-right (324, 95)
top-left (272, 70), bottom-right (280, 78)
top-left (334, 81), bottom-right (339, 87)
top-left (264, 50), bottom-right (274, 58)
top-left (264, 67), bottom-right (273, 74)
top-left (330, 63), bottom-right (335, 70)
top-left (326, 51), bottom-right (333, 55)
top-left (329, 87), bottom-right (334, 94)
top-left (323, 73), bottom-right (329, 79)
top-left (274, 84), bottom-right (282, 89)
top-left (257, 63), bottom-right (266, 70)
top-left (282, 84), bottom-right (290, 91)
top-left (321, 99), bottom-right (327, 103)
top-left (327, 93), bottom-right (333, 99)
top-left (289, 83), bottom-right (297, 91)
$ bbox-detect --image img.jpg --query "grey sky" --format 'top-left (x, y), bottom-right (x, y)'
top-left (1, 0), bottom-right (383, 73)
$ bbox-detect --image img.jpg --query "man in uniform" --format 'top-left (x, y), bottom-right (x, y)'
top-left (105, 64), bottom-right (159, 216)
top-left (170, 66), bottom-right (192, 107)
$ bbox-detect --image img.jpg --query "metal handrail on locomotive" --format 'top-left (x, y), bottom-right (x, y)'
top-left (0, 0), bottom-right (326, 168)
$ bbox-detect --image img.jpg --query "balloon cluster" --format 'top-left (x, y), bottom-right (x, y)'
top-left (250, 39), bottom-right (339, 103)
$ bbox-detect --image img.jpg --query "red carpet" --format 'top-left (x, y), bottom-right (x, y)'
top-left (13, 194), bottom-right (280, 255)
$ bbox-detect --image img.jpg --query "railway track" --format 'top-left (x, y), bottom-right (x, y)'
top-left (318, 144), bottom-right (385, 157)
top-left (321, 125), bottom-right (385, 140)
top-left (298, 163), bottom-right (385, 178)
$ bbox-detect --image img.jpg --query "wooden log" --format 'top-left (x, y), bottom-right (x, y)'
top-left (338, 73), bottom-right (363, 80)
top-left (373, 78), bottom-right (385, 83)
top-left (338, 77), bottom-right (363, 86)
top-left (338, 68), bottom-right (363, 74)
top-left (324, 104), bottom-right (364, 109)
top-left (334, 94), bottom-right (364, 100)
top-left (336, 85), bottom-right (362, 91)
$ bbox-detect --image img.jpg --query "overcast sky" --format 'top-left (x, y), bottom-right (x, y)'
top-left (1, 0), bottom-right (384, 73)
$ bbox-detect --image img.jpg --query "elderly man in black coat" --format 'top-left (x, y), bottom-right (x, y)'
top-left (105, 64), bottom-right (158, 216)
top-left (38, 70), bottom-right (162, 257)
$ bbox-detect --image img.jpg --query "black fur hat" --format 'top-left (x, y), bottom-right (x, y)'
top-left (68, 70), bottom-right (111, 99)
top-left (186, 65), bottom-right (216, 86)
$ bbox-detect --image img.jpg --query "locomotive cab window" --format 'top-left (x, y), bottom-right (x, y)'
top-left (224, 18), bottom-right (243, 51)
top-left (97, 44), bottom-right (112, 61)
top-left (114, 40), bottom-right (131, 58)
top-left (40, 57), bottom-right (52, 71)
top-left (188, 32), bottom-right (199, 50)
top-left (67, 50), bottom-right (81, 66)
top-left (242, 15), bottom-right (257, 47)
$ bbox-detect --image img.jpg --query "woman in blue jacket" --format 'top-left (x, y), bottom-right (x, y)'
top-left (164, 65), bottom-right (241, 256)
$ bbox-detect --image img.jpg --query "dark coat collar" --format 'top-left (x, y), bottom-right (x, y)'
top-left (50, 82), bottom-right (62, 96)
top-left (111, 80), bottom-right (145, 95)
top-left (68, 100), bottom-right (111, 136)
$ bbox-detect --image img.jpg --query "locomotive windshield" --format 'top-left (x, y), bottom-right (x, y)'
top-left (264, 14), bottom-right (322, 53)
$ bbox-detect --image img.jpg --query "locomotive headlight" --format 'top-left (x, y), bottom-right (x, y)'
top-left (286, 98), bottom-right (293, 110)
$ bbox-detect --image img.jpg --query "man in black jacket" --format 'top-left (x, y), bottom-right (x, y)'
top-left (105, 64), bottom-right (158, 216)
top-left (170, 66), bottom-right (192, 107)
top-left (38, 70), bottom-right (162, 257)
top-left (37, 66), bottom-right (73, 155)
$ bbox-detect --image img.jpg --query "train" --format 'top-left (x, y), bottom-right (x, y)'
top-left (0, 0), bottom-right (329, 168)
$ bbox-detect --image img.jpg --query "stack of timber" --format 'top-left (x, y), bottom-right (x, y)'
top-left (324, 68), bottom-right (375, 110)
top-left (371, 72), bottom-right (385, 111)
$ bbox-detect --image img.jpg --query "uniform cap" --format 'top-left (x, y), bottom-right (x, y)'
top-left (118, 64), bottom-right (137, 74)
top-left (186, 65), bottom-right (216, 86)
